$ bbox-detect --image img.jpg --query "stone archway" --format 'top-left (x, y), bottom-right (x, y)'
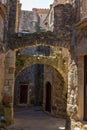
top-left (0, 0), bottom-right (86, 129)
top-left (14, 62), bottom-right (67, 118)
top-left (6, 0), bottom-right (74, 124)
top-left (3, 45), bottom-right (71, 124)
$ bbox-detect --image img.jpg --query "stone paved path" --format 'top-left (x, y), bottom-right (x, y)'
top-left (7, 106), bottom-right (66, 130)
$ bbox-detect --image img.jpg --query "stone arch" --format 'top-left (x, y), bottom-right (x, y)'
top-left (9, 31), bottom-right (71, 50)
top-left (5, 0), bottom-right (82, 129)
top-left (14, 63), bottom-right (67, 118)
top-left (3, 45), bottom-right (70, 123)
top-left (15, 54), bottom-right (67, 82)
top-left (15, 46), bottom-right (69, 82)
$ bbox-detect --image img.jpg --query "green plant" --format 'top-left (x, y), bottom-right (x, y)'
top-left (4, 3), bottom-right (8, 11)
top-left (0, 122), bottom-right (7, 130)
top-left (15, 54), bottom-right (27, 77)
top-left (52, 50), bottom-right (60, 57)
top-left (0, 115), bottom-right (7, 130)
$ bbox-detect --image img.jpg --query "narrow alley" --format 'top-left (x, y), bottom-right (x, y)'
top-left (8, 107), bottom-right (66, 130)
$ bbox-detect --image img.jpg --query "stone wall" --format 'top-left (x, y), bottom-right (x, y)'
top-left (0, 15), bottom-right (4, 43)
top-left (19, 10), bottom-right (38, 33)
top-left (68, 29), bottom-right (87, 130)
top-left (43, 65), bottom-right (67, 117)
top-left (4, 1), bottom-right (87, 129)
top-left (3, 50), bottom-right (16, 124)
top-left (15, 0), bottom-right (21, 32)
top-left (0, 14), bottom-right (5, 103)
top-left (14, 65), bottom-right (37, 106)
top-left (8, 4), bottom-right (74, 50)
top-left (8, 0), bottom-right (17, 35)
top-left (33, 8), bottom-right (49, 31)
top-left (0, 54), bottom-right (5, 102)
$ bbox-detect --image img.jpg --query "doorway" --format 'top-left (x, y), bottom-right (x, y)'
top-left (84, 55), bottom-right (87, 120)
top-left (20, 84), bottom-right (28, 104)
top-left (45, 82), bottom-right (51, 112)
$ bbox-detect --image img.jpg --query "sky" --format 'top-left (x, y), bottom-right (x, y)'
top-left (20, 0), bottom-right (54, 11)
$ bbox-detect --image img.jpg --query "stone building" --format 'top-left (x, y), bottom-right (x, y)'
top-left (15, 7), bottom-right (50, 107)
top-left (0, 0), bottom-right (22, 123)
top-left (33, 8), bottom-right (49, 31)
top-left (1, 0), bottom-right (87, 129)
top-left (19, 8), bottom-right (49, 32)
top-left (19, 10), bottom-right (39, 33)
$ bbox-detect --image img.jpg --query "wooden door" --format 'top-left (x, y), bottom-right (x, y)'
top-left (84, 55), bottom-right (87, 120)
top-left (45, 82), bottom-right (51, 112)
top-left (20, 85), bottom-right (28, 104)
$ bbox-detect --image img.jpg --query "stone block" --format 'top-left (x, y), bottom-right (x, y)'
top-left (5, 74), bottom-right (14, 79)
top-left (82, 125), bottom-right (87, 130)
top-left (9, 67), bottom-right (15, 74)
top-left (4, 107), bottom-right (13, 125)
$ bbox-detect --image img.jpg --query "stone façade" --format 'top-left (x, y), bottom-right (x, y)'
top-left (1, 0), bottom-right (87, 130)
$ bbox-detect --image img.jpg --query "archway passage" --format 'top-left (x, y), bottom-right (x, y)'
top-left (14, 63), bottom-right (67, 117)
top-left (12, 64), bottom-right (67, 129)
top-left (19, 84), bottom-right (28, 104)
top-left (45, 82), bottom-right (51, 112)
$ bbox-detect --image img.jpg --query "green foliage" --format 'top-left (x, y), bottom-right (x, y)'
top-left (52, 50), bottom-right (60, 57)
top-left (4, 3), bottom-right (8, 11)
top-left (0, 123), bottom-right (7, 130)
top-left (15, 55), bottom-right (27, 77)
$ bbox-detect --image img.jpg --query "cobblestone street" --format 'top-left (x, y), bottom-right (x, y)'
top-left (7, 107), bottom-right (66, 130)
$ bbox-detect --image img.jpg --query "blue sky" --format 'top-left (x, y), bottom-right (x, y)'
top-left (20, 0), bottom-right (54, 10)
